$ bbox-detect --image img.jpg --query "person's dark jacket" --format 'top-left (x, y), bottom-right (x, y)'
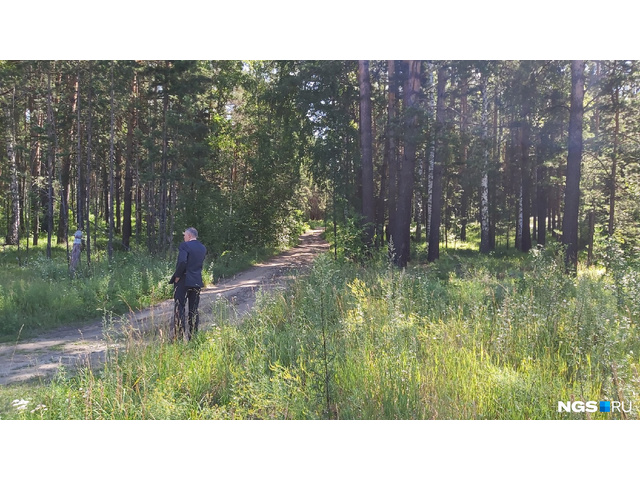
top-left (169, 240), bottom-right (207, 288)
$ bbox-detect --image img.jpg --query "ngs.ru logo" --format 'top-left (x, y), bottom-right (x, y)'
top-left (557, 400), bottom-right (632, 414)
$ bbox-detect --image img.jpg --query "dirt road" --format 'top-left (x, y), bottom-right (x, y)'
top-left (0, 229), bottom-right (328, 386)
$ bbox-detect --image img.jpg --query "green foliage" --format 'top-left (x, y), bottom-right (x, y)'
top-left (0, 233), bottom-right (297, 340)
top-left (0, 247), bottom-right (173, 340)
top-left (3, 247), bottom-right (639, 420)
top-left (324, 214), bottom-right (370, 263)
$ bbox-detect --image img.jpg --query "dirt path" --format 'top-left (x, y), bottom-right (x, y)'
top-left (0, 229), bottom-right (328, 386)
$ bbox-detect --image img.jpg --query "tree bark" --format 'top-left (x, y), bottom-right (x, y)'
top-left (85, 62), bottom-right (93, 267)
top-left (76, 69), bottom-right (84, 230)
top-left (562, 60), bottom-right (586, 273)
top-left (609, 81), bottom-right (619, 236)
top-left (6, 138), bottom-right (20, 245)
top-left (159, 64), bottom-right (170, 252)
top-left (108, 63), bottom-right (115, 262)
top-left (386, 60), bottom-right (399, 257)
top-left (459, 76), bottom-right (470, 242)
top-left (393, 60), bottom-right (421, 267)
top-left (480, 73), bottom-right (491, 253)
top-left (536, 165), bottom-right (547, 245)
top-left (519, 95), bottom-right (532, 253)
top-left (428, 65), bottom-right (448, 262)
top-left (46, 68), bottom-right (56, 259)
top-left (358, 60), bottom-right (375, 248)
top-left (30, 105), bottom-right (43, 246)
top-left (426, 65), bottom-right (435, 243)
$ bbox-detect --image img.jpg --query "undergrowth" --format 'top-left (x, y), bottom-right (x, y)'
top-left (2, 237), bottom-right (638, 420)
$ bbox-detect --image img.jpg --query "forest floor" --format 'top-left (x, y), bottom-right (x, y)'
top-left (0, 228), bottom-right (329, 386)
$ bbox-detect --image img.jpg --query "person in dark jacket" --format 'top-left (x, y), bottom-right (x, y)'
top-left (169, 227), bottom-right (207, 341)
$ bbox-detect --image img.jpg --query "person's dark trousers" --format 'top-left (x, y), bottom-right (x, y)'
top-left (186, 287), bottom-right (201, 338)
top-left (172, 280), bottom-right (201, 341)
top-left (172, 280), bottom-right (187, 341)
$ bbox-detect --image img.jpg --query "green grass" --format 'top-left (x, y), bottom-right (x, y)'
top-left (0, 233), bottom-right (299, 342)
top-left (2, 240), bottom-right (638, 420)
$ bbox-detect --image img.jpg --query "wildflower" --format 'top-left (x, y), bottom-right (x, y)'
top-left (12, 399), bottom-right (30, 410)
top-left (30, 404), bottom-right (48, 414)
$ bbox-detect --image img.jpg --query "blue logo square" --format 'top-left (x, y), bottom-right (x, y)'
top-left (600, 401), bottom-right (611, 413)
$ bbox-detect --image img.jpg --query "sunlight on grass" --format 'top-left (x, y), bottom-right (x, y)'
top-left (1, 240), bottom-right (638, 420)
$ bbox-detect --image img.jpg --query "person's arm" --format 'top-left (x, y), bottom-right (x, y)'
top-left (170, 243), bottom-right (188, 283)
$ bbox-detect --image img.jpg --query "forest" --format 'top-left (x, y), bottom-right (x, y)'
top-left (1, 60), bottom-right (640, 423)
top-left (1, 60), bottom-right (639, 270)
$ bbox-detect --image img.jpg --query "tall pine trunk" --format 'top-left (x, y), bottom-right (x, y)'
top-left (562, 60), bottom-right (586, 273)
top-left (46, 68), bottom-right (56, 259)
top-left (122, 71), bottom-right (137, 249)
top-left (426, 65), bottom-right (435, 243)
top-left (428, 65), bottom-right (448, 262)
top-left (479, 72), bottom-right (491, 254)
top-left (76, 69), bottom-right (84, 230)
top-left (57, 74), bottom-right (77, 244)
top-left (159, 66), bottom-right (170, 252)
top-left (519, 95), bottom-right (532, 252)
top-left (459, 77), bottom-right (470, 242)
top-left (609, 83), bottom-right (619, 236)
top-left (386, 60), bottom-right (399, 256)
top-left (108, 63), bottom-right (115, 262)
top-left (358, 60), bottom-right (375, 248)
top-left (393, 60), bottom-right (421, 267)
top-left (85, 62), bottom-right (93, 267)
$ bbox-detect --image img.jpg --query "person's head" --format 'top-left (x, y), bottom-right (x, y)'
top-left (183, 227), bottom-right (198, 241)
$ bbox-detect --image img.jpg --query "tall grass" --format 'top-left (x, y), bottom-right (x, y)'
top-left (2, 243), bottom-right (639, 420)
top-left (0, 248), bottom-right (175, 341)
top-left (0, 235), bottom-right (301, 341)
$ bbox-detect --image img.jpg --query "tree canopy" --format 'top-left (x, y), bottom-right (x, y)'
top-left (1, 60), bottom-right (639, 268)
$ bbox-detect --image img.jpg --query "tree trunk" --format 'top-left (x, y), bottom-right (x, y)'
top-left (46, 68), bottom-right (56, 259)
top-left (587, 206), bottom-right (595, 266)
top-left (108, 63), bottom-right (115, 262)
top-left (459, 77), bottom-right (469, 242)
top-left (536, 165), bottom-right (547, 245)
top-left (428, 65), bottom-right (448, 263)
top-left (358, 60), bottom-right (375, 248)
top-left (76, 70), bottom-right (84, 230)
top-left (159, 66), bottom-right (170, 252)
top-left (6, 138), bottom-right (20, 245)
top-left (609, 83), bottom-right (619, 236)
top-left (479, 73), bottom-right (491, 254)
top-left (386, 60), bottom-right (399, 257)
top-left (86, 62), bottom-right (93, 267)
top-left (562, 60), bottom-right (586, 273)
top-left (414, 155), bottom-right (423, 243)
top-left (122, 72), bottom-right (136, 248)
top-left (30, 107), bottom-right (43, 246)
top-left (375, 140), bottom-right (388, 248)
top-left (393, 60), bottom-right (421, 267)
top-left (489, 79), bottom-right (499, 250)
top-left (519, 99), bottom-right (532, 253)
top-left (57, 74), bottom-right (77, 244)
top-left (426, 65), bottom-right (435, 243)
